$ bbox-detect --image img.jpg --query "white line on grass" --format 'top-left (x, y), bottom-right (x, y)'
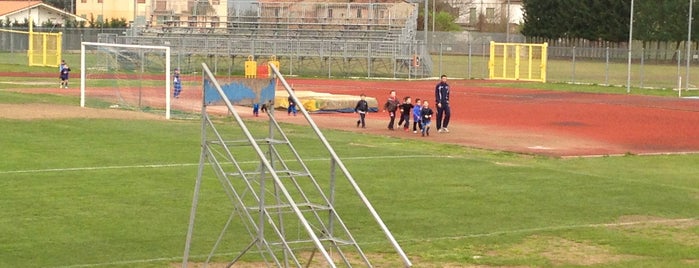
top-left (50, 217), bottom-right (697, 268)
top-left (0, 155), bottom-right (455, 175)
top-left (409, 217), bottom-right (698, 243)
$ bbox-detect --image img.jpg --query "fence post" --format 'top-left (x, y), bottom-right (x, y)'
top-left (468, 42), bottom-right (472, 79)
top-left (439, 42), bottom-right (443, 76)
top-left (482, 40), bottom-right (487, 79)
top-left (605, 47), bottom-right (610, 86)
top-left (640, 47), bottom-right (646, 88)
top-left (677, 50), bottom-right (682, 93)
top-left (571, 46), bottom-right (576, 83)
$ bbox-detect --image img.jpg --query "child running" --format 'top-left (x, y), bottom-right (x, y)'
top-left (354, 93), bottom-right (369, 128)
top-left (383, 90), bottom-right (400, 130)
top-left (411, 98), bottom-right (422, 133)
top-left (397, 96), bottom-right (413, 131)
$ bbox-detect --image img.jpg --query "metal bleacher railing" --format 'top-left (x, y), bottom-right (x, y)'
top-left (123, 1), bottom-right (430, 78)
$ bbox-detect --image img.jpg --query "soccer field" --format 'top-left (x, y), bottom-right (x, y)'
top-left (1, 84), bottom-right (698, 267)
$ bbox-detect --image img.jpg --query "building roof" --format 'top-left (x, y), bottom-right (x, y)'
top-left (0, 0), bottom-right (85, 22)
top-left (0, 1), bottom-right (42, 17)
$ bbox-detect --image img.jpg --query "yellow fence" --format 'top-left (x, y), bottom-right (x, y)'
top-left (0, 22), bottom-right (62, 67)
top-left (29, 22), bottom-right (62, 67)
top-left (489, 42), bottom-right (548, 82)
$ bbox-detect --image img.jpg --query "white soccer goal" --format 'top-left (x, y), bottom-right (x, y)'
top-left (80, 42), bottom-right (172, 119)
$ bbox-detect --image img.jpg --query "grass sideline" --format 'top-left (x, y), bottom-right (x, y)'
top-left (1, 82), bottom-right (698, 267)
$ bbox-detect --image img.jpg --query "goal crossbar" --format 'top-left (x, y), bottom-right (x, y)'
top-left (80, 42), bottom-right (172, 119)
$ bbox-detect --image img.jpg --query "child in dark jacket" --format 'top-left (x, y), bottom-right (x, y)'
top-left (397, 96), bottom-right (413, 131)
top-left (383, 90), bottom-right (400, 130)
top-left (354, 93), bottom-right (369, 128)
top-left (420, 100), bottom-right (434, 137)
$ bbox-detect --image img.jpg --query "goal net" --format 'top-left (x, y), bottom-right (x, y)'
top-left (80, 42), bottom-right (173, 119)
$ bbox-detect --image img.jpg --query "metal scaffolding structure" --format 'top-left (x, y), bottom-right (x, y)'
top-left (181, 63), bottom-right (412, 267)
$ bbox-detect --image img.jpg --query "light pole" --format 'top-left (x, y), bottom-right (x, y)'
top-left (686, 0), bottom-right (694, 91)
top-left (626, 0), bottom-right (634, 93)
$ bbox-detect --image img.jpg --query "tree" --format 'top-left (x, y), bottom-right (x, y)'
top-left (43, 0), bottom-right (75, 13)
top-left (417, 0), bottom-right (462, 32)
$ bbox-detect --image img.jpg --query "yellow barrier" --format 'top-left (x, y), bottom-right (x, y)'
top-left (28, 21), bottom-right (62, 67)
top-left (268, 55), bottom-right (280, 76)
top-left (489, 42), bottom-right (547, 83)
top-left (244, 55), bottom-right (257, 78)
top-left (0, 22), bottom-right (62, 67)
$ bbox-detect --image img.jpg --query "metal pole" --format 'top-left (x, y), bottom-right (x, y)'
top-left (627, 0), bottom-right (634, 93)
top-left (686, 0), bottom-right (694, 91)
top-left (423, 0), bottom-right (428, 43)
top-left (431, 0), bottom-right (435, 32)
top-left (506, 0), bottom-right (510, 42)
top-left (133, 0), bottom-right (137, 36)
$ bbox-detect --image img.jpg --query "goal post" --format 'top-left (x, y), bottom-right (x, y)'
top-left (80, 42), bottom-right (172, 119)
top-left (489, 41), bottom-right (548, 83)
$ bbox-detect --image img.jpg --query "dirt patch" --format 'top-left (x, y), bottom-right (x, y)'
top-left (490, 235), bottom-right (641, 266)
top-left (0, 103), bottom-right (164, 120)
top-left (610, 215), bottom-right (699, 247)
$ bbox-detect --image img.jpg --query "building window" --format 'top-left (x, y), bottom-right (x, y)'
top-left (486, 7), bottom-right (495, 23)
top-left (469, 8), bottom-right (476, 25)
top-left (155, 0), bottom-right (166, 11)
top-left (328, 9), bottom-right (333, 18)
top-left (138, 0), bottom-right (145, 3)
top-left (356, 9), bottom-right (361, 18)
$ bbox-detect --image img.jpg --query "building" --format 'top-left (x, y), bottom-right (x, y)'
top-left (151, 0), bottom-right (227, 29)
top-left (75, 0), bottom-right (150, 25)
top-left (0, 0), bottom-right (86, 26)
top-left (455, 0), bottom-right (523, 31)
top-left (75, 0), bottom-right (227, 28)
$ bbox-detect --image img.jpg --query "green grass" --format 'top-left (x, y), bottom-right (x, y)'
top-left (0, 79), bottom-right (698, 267)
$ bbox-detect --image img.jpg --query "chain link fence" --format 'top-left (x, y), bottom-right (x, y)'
top-left (2, 28), bottom-right (697, 89)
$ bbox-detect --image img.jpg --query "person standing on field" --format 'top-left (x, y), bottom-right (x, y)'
top-left (435, 74), bottom-right (451, 133)
top-left (59, 60), bottom-right (71, 89)
top-left (173, 68), bottom-right (182, 98)
top-left (59, 60), bottom-right (66, 88)
top-left (287, 90), bottom-right (298, 116)
top-left (420, 100), bottom-right (434, 137)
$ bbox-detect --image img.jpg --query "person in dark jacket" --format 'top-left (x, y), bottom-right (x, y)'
top-left (420, 100), bottom-right (434, 137)
top-left (397, 96), bottom-right (413, 131)
top-left (383, 90), bottom-right (400, 130)
top-left (435, 74), bottom-right (451, 133)
top-left (59, 61), bottom-right (71, 89)
top-left (354, 93), bottom-right (369, 128)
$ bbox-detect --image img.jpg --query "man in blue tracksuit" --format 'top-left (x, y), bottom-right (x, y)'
top-left (435, 74), bottom-right (451, 133)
